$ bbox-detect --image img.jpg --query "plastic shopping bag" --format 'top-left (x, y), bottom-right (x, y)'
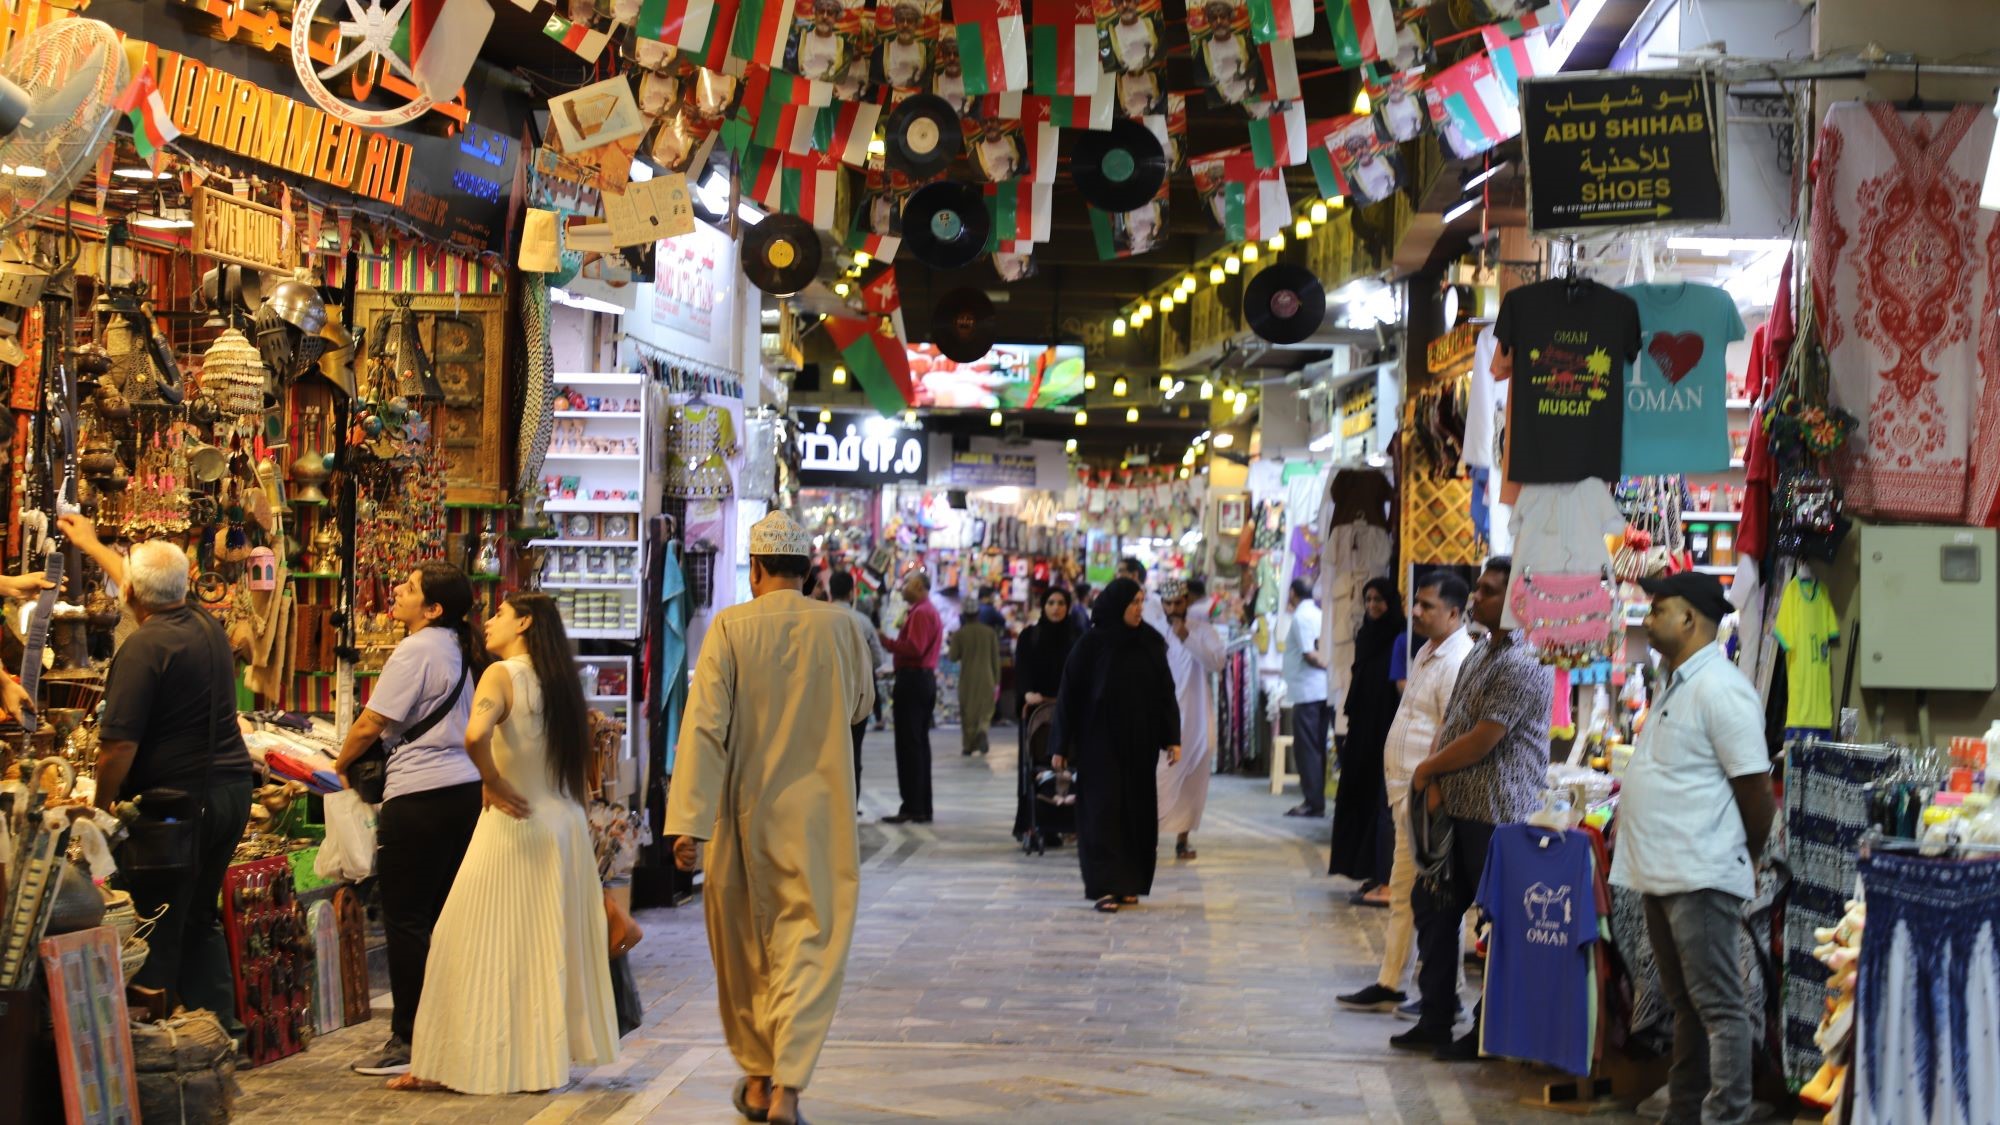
top-left (315, 788), bottom-right (377, 882)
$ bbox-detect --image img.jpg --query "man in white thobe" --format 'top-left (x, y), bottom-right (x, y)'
top-left (670, 511), bottom-right (874, 1125)
top-left (1157, 578), bottom-right (1226, 859)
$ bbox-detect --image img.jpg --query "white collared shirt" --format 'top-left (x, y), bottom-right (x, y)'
top-left (1610, 643), bottom-right (1770, 900)
top-left (1383, 626), bottom-right (1475, 790)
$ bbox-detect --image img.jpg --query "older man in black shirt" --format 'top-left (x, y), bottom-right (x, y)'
top-left (94, 540), bottom-right (253, 1032)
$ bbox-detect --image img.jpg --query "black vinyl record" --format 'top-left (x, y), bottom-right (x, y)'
top-left (1243, 264), bottom-right (1326, 345)
top-left (885, 93), bottom-right (963, 179)
top-left (742, 213), bottom-right (822, 296)
top-left (1071, 119), bottom-right (1168, 213)
top-left (902, 181), bottom-right (990, 270)
top-left (930, 287), bottom-right (996, 362)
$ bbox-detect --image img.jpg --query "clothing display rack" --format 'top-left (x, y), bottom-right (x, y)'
top-left (1214, 635), bottom-right (1261, 774)
top-left (616, 334), bottom-right (745, 399)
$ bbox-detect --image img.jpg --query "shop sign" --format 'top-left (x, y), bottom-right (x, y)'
top-left (948, 451), bottom-right (1037, 488)
top-left (1426, 322), bottom-right (1478, 373)
top-left (190, 186), bottom-right (298, 271)
top-left (796, 412), bottom-right (927, 486)
top-left (1521, 73), bottom-right (1726, 235)
top-left (652, 221), bottom-right (735, 347)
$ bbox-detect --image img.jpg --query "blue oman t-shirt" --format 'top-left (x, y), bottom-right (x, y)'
top-left (1617, 281), bottom-right (1747, 476)
top-left (1475, 824), bottom-right (1599, 1077)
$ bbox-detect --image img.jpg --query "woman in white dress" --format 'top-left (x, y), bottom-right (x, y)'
top-left (390, 592), bottom-right (619, 1094)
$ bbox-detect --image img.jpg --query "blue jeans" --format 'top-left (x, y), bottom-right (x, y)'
top-left (1644, 889), bottom-right (1753, 1125)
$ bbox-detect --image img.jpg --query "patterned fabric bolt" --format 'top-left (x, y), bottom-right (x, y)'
top-left (518, 275), bottom-right (554, 496)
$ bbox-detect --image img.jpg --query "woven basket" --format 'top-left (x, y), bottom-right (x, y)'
top-left (120, 936), bottom-right (149, 982)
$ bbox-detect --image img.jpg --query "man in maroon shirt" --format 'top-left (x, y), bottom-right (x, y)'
top-left (880, 570), bottom-right (941, 823)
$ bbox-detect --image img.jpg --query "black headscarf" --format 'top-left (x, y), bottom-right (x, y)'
top-left (1019, 587), bottom-right (1084, 697)
top-left (1056, 576), bottom-right (1177, 757)
top-left (1355, 576), bottom-right (1406, 657)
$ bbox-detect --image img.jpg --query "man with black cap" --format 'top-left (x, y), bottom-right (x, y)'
top-left (1615, 571), bottom-right (1777, 1125)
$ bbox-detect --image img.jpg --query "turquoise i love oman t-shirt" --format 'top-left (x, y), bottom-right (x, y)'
top-left (1618, 282), bottom-right (1746, 476)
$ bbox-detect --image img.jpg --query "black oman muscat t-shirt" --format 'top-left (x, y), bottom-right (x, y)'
top-left (1494, 278), bottom-right (1642, 484)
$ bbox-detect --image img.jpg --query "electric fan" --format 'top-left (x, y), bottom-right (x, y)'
top-left (0, 19), bottom-right (128, 243)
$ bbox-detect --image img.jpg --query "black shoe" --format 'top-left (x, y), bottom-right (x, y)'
top-left (351, 1035), bottom-right (412, 1075)
top-left (1433, 1030), bottom-right (1482, 1062)
top-left (881, 814), bottom-right (932, 824)
top-left (1336, 984), bottom-right (1407, 1012)
top-left (1283, 804), bottom-right (1318, 817)
top-left (1388, 1025), bottom-right (1454, 1052)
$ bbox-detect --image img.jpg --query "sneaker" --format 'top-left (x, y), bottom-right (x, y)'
top-left (1388, 1024), bottom-right (1454, 1052)
top-left (1396, 997), bottom-right (1464, 1022)
top-left (351, 1036), bottom-right (412, 1076)
top-left (1336, 984), bottom-right (1406, 1012)
top-left (1433, 1029), bottom-right (1482, 1062)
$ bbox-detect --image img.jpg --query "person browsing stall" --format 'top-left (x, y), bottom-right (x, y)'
top-left (880, 570), bottom-right (942, 824)
top-left (1617, 571), bottom-right (1777, 1125)
top-left (667, 511), bottom-right (875, 1125)
top-left (1283, 578), bottom-right (1331, 818)
top-left (830, 571), bottom-right (889, 796)
top-left (93, 541), bottom-right (254, 1042)
top-left (1394, 556), bottom-right (1554, 1061)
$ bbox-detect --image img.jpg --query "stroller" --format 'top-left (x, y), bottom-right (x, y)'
top-left (1017, 699), bottom-right (1075, 855)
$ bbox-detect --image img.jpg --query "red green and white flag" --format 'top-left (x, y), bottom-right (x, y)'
top-left (1257, 38), bottom-right (1301, 101)
top-left (952, 0), bottom-right (1030, 95)
top-left (739, 67), bottom-right (835, 154)
top-left (984, 178), bottom-right (1052, 246)
top-left (1031, 0), bottom-right (1100, 96)
top-left (739, 144), bottom-right (788, 209)
top-left (730, 0), bottom-right (796, 69)
top-left (1193, 152), bottom-right (1286, 240)
top-left (825, 315), bottom-right (916, 416)
top-left (861, 266), bottom-right (907, 341)
top-left (114, 68), bottom-right (181, 171)
top-left (1330, 0), bottom-right (1396, 68)
top-left (1481, 26), bottom-right (1556, 101)
top-left (632, 0), bottom-right (737, 66)
top-left (1246, 100), bottom-right (1306, 168)
top-left (1246, 0), bottom-right (1312, 45)
top-left (1497, 0), bottom-right (1570, 37)
top-left (845, 227), bottom-right (903, 264)
top-left (542, 13), bottom-right (610, 62)
top-left (780, 149), bottom-right (846, 231)
top-left (825, 100), bottom-right (883, 167)
top-left (1426, 53), bottom-right (1518, 157)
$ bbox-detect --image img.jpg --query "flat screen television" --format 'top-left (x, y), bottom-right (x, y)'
top-left (907, 342), bottom-right (1085, 410)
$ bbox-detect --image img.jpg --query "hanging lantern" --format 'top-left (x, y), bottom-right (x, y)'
top-left (247, 547), bottom-right (279, 592)
top-left (373, 293), bottom-right (444, 402)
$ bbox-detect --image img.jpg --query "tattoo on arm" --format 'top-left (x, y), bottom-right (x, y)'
top-left (474, 696), bottom-right (500, 718)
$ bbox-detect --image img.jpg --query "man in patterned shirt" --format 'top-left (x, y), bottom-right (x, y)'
top-left (1390, 555), bottom-right (1554, 1061)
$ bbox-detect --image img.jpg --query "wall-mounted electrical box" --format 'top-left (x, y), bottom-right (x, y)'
top-left (1859, 525), bottom-right (1998, 691)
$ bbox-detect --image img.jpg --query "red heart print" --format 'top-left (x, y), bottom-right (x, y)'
top-left (1647, 332), bottom-right (1704, 385)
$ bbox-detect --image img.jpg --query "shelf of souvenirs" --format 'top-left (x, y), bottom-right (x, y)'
top-left (545, 499), bottom-right (643, 513)
top-left (555, 410), bottom-right (643, 419)
top-left (568, 626), bottom-right (639, 640)
top-left (1681, 511), bottom-right (1742, 522)
top-left (544, 452), bottom-right (642, 462)
top-left (527, 538), bottom-right (639, 549)
top-left (555, 372), bottom-right (645, 386)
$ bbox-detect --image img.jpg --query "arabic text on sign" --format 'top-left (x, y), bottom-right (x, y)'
top-left (798, 424), bottom-right (924, 477)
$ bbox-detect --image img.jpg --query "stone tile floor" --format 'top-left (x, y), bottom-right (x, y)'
top-left (233, 727), bottom-right (1657, 1123)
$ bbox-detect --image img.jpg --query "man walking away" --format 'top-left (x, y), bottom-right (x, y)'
top-left (669, 512), bottom-right (875, 1125)
top-left (949, 609), bottom-right (1000, 757)
top-left (1283, 578), bottom-right (1330, 818)
top-left (880, 570), bottom-right (942, 823)
top-left (1339, 572), bottom-right (1475, 1013)
top-left (1618, 572), bottom-right (1776, 1125)
top-left (830, 571), bottom-right (889, 798)
top-left (1393, 557), bottom-right (1554, 1060)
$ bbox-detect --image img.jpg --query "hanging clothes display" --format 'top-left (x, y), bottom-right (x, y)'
top-left (1475, 824), bottom-right (1601, 1077)
top-left (1316, 469), bottom-right (1394, 726)
top-left (662, 403), bottom-right (737, 499)
top-left (1811, 101), bottom-right (2000, 525)
top-left (1781, 738), bottom-right (1904, 1087)
top-left (1852, 849), bottom-right (2000, 1125)
top-left (1616, 282), bottom-right (1748, 476)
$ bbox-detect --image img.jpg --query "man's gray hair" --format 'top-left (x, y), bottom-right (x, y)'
top-left (125, 540), bottom-right (190, 610)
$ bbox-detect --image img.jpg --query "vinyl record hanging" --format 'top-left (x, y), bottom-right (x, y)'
top-left (884, 93), bottom-right (963, 179)
top-left (903, 181), bottom-right (991, 270)
top-left (1071, 119), bottom-right (1169, 213)
top-left (1243, 264), bottom-right (1326, 345)
top-left (742, 213), bottom-right (823, 296)
top-left (930, 287), bottom-right (996, 362)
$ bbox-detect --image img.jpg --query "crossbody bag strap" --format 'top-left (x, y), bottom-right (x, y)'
top-left (396, 660), bottom-right (469, 749)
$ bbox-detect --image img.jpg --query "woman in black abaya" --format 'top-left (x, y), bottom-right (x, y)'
top-left (1330, 577), bottom-right (1405, 891)
top-left (1013, 587), bottom-right (1084, 845)
top-left (1052, 578), bottom-right (1180, 913)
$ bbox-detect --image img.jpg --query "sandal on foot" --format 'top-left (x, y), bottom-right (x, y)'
top-left (734, 1077), bottom-right (771, 1122)
top-left (1176, 842), bottom-right (1197, 860)
top-left (1120, 896), bottom-right (1139, 904)
top-left (1094, 896), bottom-right (1120, 913)
top-left (386, 1075), bottom-right (447, 1092)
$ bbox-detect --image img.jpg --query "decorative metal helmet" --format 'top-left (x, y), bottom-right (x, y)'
top-left (264, 278), bottom-right (327, 335)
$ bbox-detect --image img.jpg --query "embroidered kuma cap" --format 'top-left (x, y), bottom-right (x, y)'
top-left (748, 510), bottom-right (812, 557)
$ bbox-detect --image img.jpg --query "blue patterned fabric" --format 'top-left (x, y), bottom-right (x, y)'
top-left (1856, 851), bottom-right (2000, 1124)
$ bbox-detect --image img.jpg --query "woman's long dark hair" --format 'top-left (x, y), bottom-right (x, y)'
top-left (504, 591), bottom-right (593, 804)
top-left (415, 561), bottom-right (488, 677)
